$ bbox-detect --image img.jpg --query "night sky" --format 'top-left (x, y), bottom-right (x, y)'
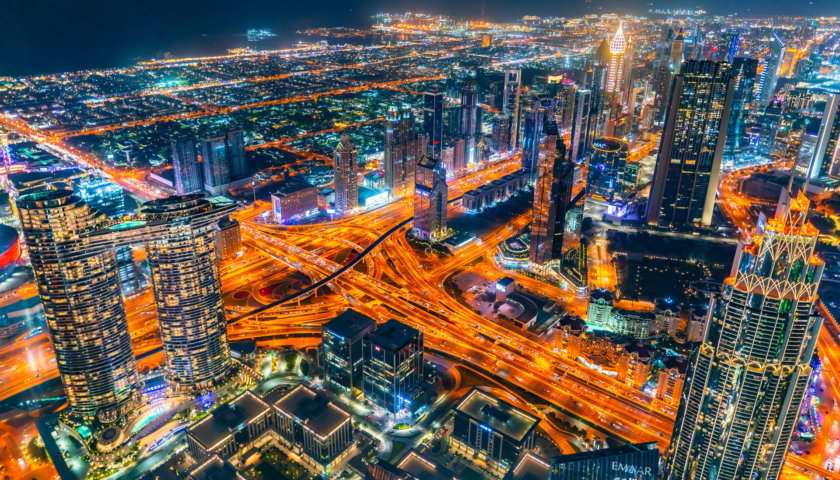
top-left (2, 0), bottom-right (838, 76)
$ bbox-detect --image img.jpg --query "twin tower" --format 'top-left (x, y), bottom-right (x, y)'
top-left (18, 190), bottom-right (235, 422)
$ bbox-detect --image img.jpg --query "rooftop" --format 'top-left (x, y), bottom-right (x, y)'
top-left (274, 384), bottom-right (351, 440)
top-left (507, 453), bottom-right (550, 480)
top-left (455, 388), bottom-right (539, 442)
top-left (396, 451), bottom-right (454, 480)
top-left (551, 442), bottom-right (658, 466)
top-left (187, 392), bottom-right (271, 450)
top-left (323, 309), bottom-right (377, 343)
top-left (366, 319), bottom-right (421, 351)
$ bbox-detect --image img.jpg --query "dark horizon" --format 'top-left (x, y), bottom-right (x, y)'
top-left (2, 0), bottom-right (838, 77)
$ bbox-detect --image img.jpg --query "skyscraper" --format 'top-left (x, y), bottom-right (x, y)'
top-left (606, 23), bottom-right (628, 97)
top-left (226, 129), bottom-right (248, 180)
top-left (423, 90), bottom-right (443, 159)
top-left (569, 89), bottom-right (592, 163)
top-left (363, 319), bottom-right (424, 416)
top-left (384, 106), bottom-right (423, 197)
top-left (756, 33), bottom-right (785, 108)
top-left (665, 191), bottom-right (824, 480)
top-left (460, 80), bottom-right (478, 138)
top-left (503, 70), bottom-right (522, 149)
top-left (529, 122), bottom-right (573, 266)
top-left (334, 134), bottom-right (358, 213)
top-left (413, 155), bottom-right (448, 241)
top-left (670, 29), bottom-right (685, 74)
top-left (723, 58), bottom-right (759, 164)
top-left (522, 97), bottom-right (556, 180)
top-left (17, 190), bottom-right (140, 421)
top-left (808, 93), bottom-right (840, 179)
top-left (587, 137), bottom-right (628, 201)
top-left (647, 60), bottom-right (735, 229)
top-left (557, 80), bottom-right (578, 133)
top-left (171, 134), bottom-right (203, 195)
top-left (201, 134), bottom-right (231, 196)
top-left (141, 195), bottom-right (232, 391)
top-left (320, 309), bottom-right (377, 397)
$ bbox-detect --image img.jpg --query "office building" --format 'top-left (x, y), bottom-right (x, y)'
top-left (363, 319), bottom-right (424, 416)
top-left (413, 155), bottom-right (448, 241)
top-left (226, 130), bottom-right (247, 180)
top-left (665, 191), bottom-right (824, 480)
top-left (334, 134), bottom-right (359, 213)
top-left (17, 190), bottom-right (140, 421)
top-left (522, 97), bottom-right (556, 180)
top-left (452, 388), bottom-right (540, 467)
top-left (423, 90), bottom-right (443, 159)
top-left (757, 33), bottom-right (785, 108)
top-left (201, 134), bottom-right (232, 196)
top-left (460, 80), bottom-right (479, 138)
top-left (384, 106), bottom-right (424, 197)
top-left (503, 70), bottom-right (522, 149)
top-left (587, 137), bottom-right (628, 201)
top-left (320, 309), bottom-right (377, 396)
top-left (670, 29), bottom-right (684, 73)
top-left (271, 177), bottom-right (318, 223)
top-left (529, 123), bottom-right (573, 266)
top-left (569, 89), bottom-right (592, 163)
top-left (273, 384), bottom-right (354, 470)
top-left (557, 80), bottom-right (577, 132)
top-left (550, 442), bottom-right (659, 480)
top-left (808, 93), bottom-right (840, 179)
top-left (492, 114), bottom-right (512, 154)
top-left (187, 391), bottom-right (272, 460)
top-left (74, 176), bottom-right (126, 218)
top-left (141, 195), bottom-right (232, 391)
top-left (723, 58), bottom-right (759, 164)
top-left (647, 60), bottom-right (735, 229)
top-left (171, 134), bottom-right (203, 195)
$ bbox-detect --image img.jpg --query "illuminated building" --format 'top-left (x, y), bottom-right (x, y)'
top-left (273, 384), bottom-right (354, 471)
top-left (225, 130), bottom-right (247, 180)
top-left (384, 106), bottom-right (424, 197)
top-left (522, 97), bottom-right (555, 180)
top-left (17, 190), bottom-right (139, 421)
top-left (647, 60), bottom-right (734, 229)
top-left (664, 191), bottom-right (824, 480)
top-left (550, 442), bottom-right (659, 480)
top-left (654, 298), bottom-right (681, 338)
top-left (670, 29), bottom-right (684, 74)
top-left (74, 176), bottom-right (126, 218)
top-left (187, 391), bottom-right (272, 460)
top-left (723, 58), bottom-right (759, 165)
top-left (334, 134), bottom-right (359, 213)
top-left (320, 309), bottom-right (377, 397)
top-left (656, 356), bottom-right (687, 407)
top-left (587, 137), bottom-right (628, 202)
top-left (569, 89), bottom-right (592, 162)
top-left (215, 216), bottom-right (241, 261)
top-left (606, 23), bottom-right (628, 97)
top-left (608, 308), bottom-right (656, 341)
top-left (503, 70), bottom-right (522, 149)
top-left (529, 123), bottom-right (573, 266)
top-left (554, 315), bottom-right (586, 359)
top-left (201, 134), bottom-right (232, 195)
top-left (557, 80), bottom-right (577, 133)
top-left (622, 162), bottom-right (641, 190)
top-left (171, 134), bottom-right (203, 195)
top-left (808, 93), bottom-right (840, 179)
top-left (460, 80), bottom-right (479, 139)
top-left (423, 90), bottom-right (443, 159)
top-left (617, 343), bottom-right (651, 389)
top-left (270, 177), bottom-right (318, 223)
top-left (756, 33), bottom-right (785, 108)
top-left (413, 155), bottom-right (448, 241)
top-left (141, 195), bottom-right (232, 391)
top-left (362, 319), bottom-right (424, 416)
top-left (492, 114), bottom-right (511, 154)
top-left (587, 289), bottom-right (614, 324)
top-left (0, 225), bottom-right (21, 281)
top-left (451, 387), bottom-right (539, 468)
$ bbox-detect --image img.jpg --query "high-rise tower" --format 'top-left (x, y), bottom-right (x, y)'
top-left (413, 156), bottom-right (448, 241)
top-left (423, 90), bottom-right (444, 160)
top-left (809, 93), bottom-right (840, 179)
top-left (503, 70), bottom-right (522, 149)
top-left (384, 106), bottom-right (423, 197)
top-left (141, 195), bottom-right (232, 391)
top-left (17, 190), bottom-right (140, 421)
top-left (522, 97), bottom-right (556, 181)
top-left (529, 122), bottom-right (573, 266)
top-left (334, 134), bottom-right (358, 213)
top-left (757, 33), bottom-right (785, 108)
top-left (665, 191), bottom-right (824, 480)
top-left (171, 134), bottom-right (203, 195)
top-left (200, 134), bottom-right (231, 196)
top-left (606, 23), bottom-right (629, 96)
top-left (569, 89), bottom-right (592, 163)
top-left (647, 60), bottom-right (735, 229)
top-left (723, 58), bottom-right (759, 165)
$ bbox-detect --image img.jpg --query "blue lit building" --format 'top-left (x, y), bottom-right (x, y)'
top-left (362, 319), bottom-right (424, 416)
top-left (587, 137), bottom-right (628, 202)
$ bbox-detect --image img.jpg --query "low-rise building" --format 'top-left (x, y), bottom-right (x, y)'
top-left (656, 356), bottom-right (688, 407)
top-left (187, 391), bottom-right (272, 461)
top-left (271, 178), bottom-right (318, 224)
top-left (587, 289), bottom-right (614, 325)
top-left (617, 343), bottom-right (651, 390)
top-left (451, 388), bottom-right (540, 469)
top-left (554, 315), bottom-right (586, 359)
top-left (607, 308), bottom-right (657, 340)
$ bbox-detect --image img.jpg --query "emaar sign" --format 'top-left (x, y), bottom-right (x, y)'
top-left (611, 461), bottom-right (654, 479)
